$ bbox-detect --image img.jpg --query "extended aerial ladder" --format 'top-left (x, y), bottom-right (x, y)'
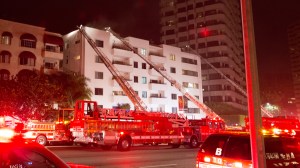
top-left (78, 26), bottom-right (147, 111)
top-left (105, 27), bottom-right (220, 119)
top-left (185, 46), bottom-right (273, 117)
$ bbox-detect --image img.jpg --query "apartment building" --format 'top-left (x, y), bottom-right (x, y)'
top-left (160, 0), bottom-right (247, 116)
top-left (288, 20), bottom-right (300, 116)
top-left (0, 19), bottom-right (64, 79)
top-left (63, 26), bottom-right (205, 119)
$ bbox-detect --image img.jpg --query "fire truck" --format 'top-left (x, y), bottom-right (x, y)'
top-left (70, 100), bottom-right (185, 151)
top-left (244, 117), bottom-right (300, 137)
top-left (69, 100), bottom-right (226, 150)
top-left (0, 108), bottom-right (74, 146)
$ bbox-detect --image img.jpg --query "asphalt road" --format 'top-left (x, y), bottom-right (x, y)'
top-left (48, 145), bottom-right (199, 168)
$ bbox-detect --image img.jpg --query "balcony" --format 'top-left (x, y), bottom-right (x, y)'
top-left (149, 95), bottom-right (167, 104)
top-left (148, 53), bottom-right (166, 63)
top-left (112, 61), bottom-right (133, 72)
top-left (42, 48), bottom-right (63, 60)
top-left (112, 45), bottom-right (134, 58)
top-left (149, 81), bottom-right (167, 91)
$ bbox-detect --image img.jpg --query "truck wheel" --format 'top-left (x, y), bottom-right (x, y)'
top-left (36, 135), bottom-right (47, 146)
top-left (117, 137), bottom-right (131, 151)
top-left (189, 136), bottom-right (199, 148)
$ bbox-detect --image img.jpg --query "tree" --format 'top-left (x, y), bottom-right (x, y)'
top-left (0, 70), bottom-right (92, 120)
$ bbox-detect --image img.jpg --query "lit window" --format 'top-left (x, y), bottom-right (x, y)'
top-left (142, 77), bottom-right (147, 84)
top-left (142, 91), bottom-right (147, 98)
top-left (170, 54), bottom-right (176, 61)
top-left (141, 48), bottom-right (147, 56)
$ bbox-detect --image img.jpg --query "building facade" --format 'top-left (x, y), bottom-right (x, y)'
top-left (0, 19), bottom-right (64, 79)
top-left (63, 26), bottom-right (205, 119)
top-left (288, 20), bottom-right (300, 116)
top-left (159, 0), bottom-right (247, 115)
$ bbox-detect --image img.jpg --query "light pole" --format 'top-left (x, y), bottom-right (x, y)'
top-left (240, 0), bottom-right (266, 167)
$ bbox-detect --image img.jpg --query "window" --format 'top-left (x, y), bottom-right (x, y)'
top-left (170, 54), bottom-right (176, 61)
top-left (44, 62), bottom-right (55, 69)
top-left (95, 71), bottom-right (103, 79)
top-left (19, 51), bottom-right (36, 66)
top-left (172, 107), bottom-right (177, 113)
top-left (141, 48), bottom-right (147, 56)
top-left (20, 33), bottom-right (37, 48)
top-left (95, 56), bottom-right (103, 63)
top-left (0, 51), bottom-right (11, 63)
top-left (95, 88), bottom-right (103, 95)
top-left (142, 91), bottom-right (147, 98)
top-left (170, 67), bottom-right (176, 73)
top-left (134, 76), bottom-right (138, 83)
top-left (95, 40), bottom-right (104, 47)
top-left (3, 149), bottom-right (57, 168)
top-left (142, 77), bottom-right (147, 84)
top-left (134, 61), bottom-right (138, 68)
top-left (142, 63), bottom-right (147, 69)
top-left (0, 69), bottom-right (10, 80)
top-left (166, 29), bottom-right (175, 35)
top-left (171, 94), bottom-right (177, 100)
top-left (1, 32), bottom-right (12, 45)
top-left (166, 39), bottom-right (175, 44)
top-left (182, 70), bottom-right (198, 77)
top-left (182, 57), bottom-right (197, 65)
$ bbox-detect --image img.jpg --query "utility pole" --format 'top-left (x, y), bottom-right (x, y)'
top-left (240, 0), bottom-right (266, 167)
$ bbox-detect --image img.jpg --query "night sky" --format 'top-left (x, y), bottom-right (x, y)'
top-left (1, 0), bottom-right (300, 94)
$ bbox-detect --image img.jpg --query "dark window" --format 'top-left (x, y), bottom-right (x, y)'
top-left (224, 137), bottom-right (251, 160)
top-left (165, 11), bottom-right (174, 16)
top-left (178, 27), bottom-right (187, 32)
top-left (142, 63), bottom-right (146, 69)
top-left (134, 61), bottom-right (138, 68)
top-left (170, 67), bottom-right (176, 73)
top-left (166, 29), bottom-right (175, 35)
top-left (171, 94), bottom-right (177, 100)
top-left (95, 40), bottom-right (104, 47)
top-left (166, 39), bottom-right (175, 45)
top-left (134, 76), bottom-right (138, 83)
top-left (3, 149), bottom-right (57, 168)
top-left (95, 88), bottom-right (103, 95)
top-left (178, 7), bottom-right (186, 13)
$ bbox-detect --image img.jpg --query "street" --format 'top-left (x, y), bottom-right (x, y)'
top-left (48, 145), bottom-right (198, 168)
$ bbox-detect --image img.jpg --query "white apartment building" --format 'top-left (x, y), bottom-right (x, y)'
top-left (63, 26), bottom-right (205, 119)
top-left (159, 0), bottom-right (247, 116)
top-left (0, 19), bottom-right (64, 78)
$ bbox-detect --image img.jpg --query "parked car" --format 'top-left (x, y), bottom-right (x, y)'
top-left (0, 128), bottom-right (93, 168)
top-left (196, 131), bottom-right (300, 168)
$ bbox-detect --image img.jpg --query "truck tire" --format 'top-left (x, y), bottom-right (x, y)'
top-left (189, 136), bottom-right (199, 148)
top-left (36, 135), bottom-right (47, 146)
top-left (117, 137), bottom-right (131, 151)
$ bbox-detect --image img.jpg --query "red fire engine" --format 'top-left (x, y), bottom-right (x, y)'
top-left (0, 108), bottom-right (74, 146)
top-left (69, 100), bottom-right (226, 151)
top-left (70, 100), bottom-right (185, 151)
top-left (244, 117), bottom-right (300, 137)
